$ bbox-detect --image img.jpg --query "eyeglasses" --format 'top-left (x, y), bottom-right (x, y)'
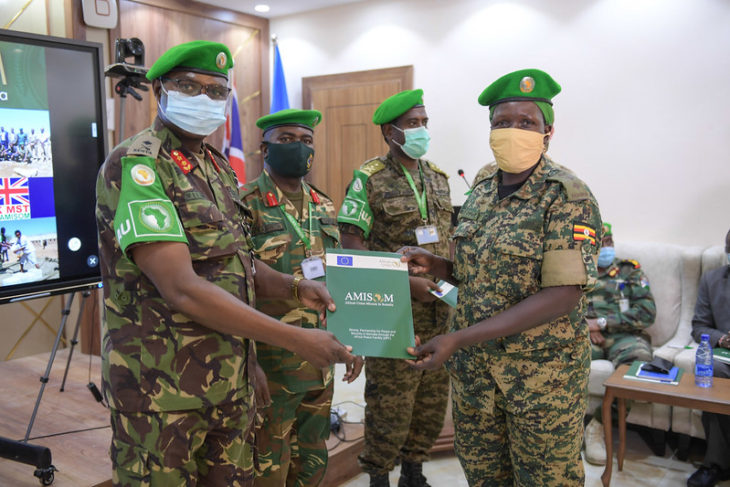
top-left (162, 77), bottom-right (231, 101)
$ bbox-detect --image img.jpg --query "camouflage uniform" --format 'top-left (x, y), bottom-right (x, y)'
top-left (587, 258), bottom-right (656, 366)
top-left (96, 118), bottom-right (256, 486)
top-left (450, 156), bottom-right (601, 486)
top-left (337, 153), bottom-right (453, 475)
top-left (241, 170), bottom-right (340, 486)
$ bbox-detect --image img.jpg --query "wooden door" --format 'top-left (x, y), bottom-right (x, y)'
top-left (302, 66), bottom-right (413, 208)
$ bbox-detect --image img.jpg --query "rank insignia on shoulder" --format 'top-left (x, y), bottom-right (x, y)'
top-left (171, 150), bottom-right (193, 174)
top-left (608, 267), bottom-right (619, 277)
top-left (572, 222), bottom-right (596, 245)
top-left (265, 191), bottom-right (279, 207)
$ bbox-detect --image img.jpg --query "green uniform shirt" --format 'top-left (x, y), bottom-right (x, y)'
top-left (586, 258), bottom-right (656, 335)
top-left (241, 170), bottom-right (340, 391)
top-left (96, 118), bottom-right (256, 412)
top-left (452, 156), bottom-right (602, 353)
top-left (337, 153), bottom-right (453, 338)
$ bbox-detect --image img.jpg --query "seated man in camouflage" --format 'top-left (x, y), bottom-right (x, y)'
top-left (583, 222), bottom-right (656, 465)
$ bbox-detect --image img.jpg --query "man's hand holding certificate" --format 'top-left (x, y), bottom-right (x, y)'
top-left (325, 249), bottom-right (415, 358)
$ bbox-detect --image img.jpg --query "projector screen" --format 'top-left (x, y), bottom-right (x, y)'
top-left (0, 29), bottom-right (108, 303)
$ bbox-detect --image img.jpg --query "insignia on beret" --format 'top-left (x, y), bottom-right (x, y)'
top-left (146, 40), bottom-right (234, 80)
top-left (216, 52), bottom-right (227, 69)
top-left (520, 76), bottom-right (535, 93)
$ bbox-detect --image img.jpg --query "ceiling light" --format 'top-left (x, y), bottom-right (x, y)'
top-left (254, 4), bottom-right (270, 13)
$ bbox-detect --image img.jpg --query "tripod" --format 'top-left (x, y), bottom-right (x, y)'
top-left (0, 287), bottom-right (95, 485)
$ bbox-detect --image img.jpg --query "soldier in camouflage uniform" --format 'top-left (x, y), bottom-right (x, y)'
top-left (583, 222), bottom-right (655, 465)
top-left (337, 89), bottom-right (452, 487)
top-left (95, 41), bottom-right (355, 487)
top-left (241, 109), bottom-right (363, 486)
top-left (401, 69), bottom-right (602, 486)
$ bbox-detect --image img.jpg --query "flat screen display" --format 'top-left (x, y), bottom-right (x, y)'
top-left (0, 29), bottom-right (107, 303)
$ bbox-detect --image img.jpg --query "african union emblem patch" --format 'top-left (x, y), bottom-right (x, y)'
top-left (128, 199), bottom-right (184, 238)
top-left (131, 164), bottom-right (155, 186)
top-left (572, 222), bottom-right (596, 245)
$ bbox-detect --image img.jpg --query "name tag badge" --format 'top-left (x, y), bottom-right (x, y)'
top-left (619, 298), bottom-right (630, 313)
top-left (301, 256), bottom-right (325, 280)
top-left (415, 225), bottom-right (440, 245)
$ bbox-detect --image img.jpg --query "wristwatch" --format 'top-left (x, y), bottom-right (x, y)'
top-left (596, 317), bottom-right (607, 331)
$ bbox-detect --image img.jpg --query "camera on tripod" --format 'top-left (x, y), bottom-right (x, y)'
top-left (104, 37), bottom-right (150, 103)
top-left (115, 37), bottom-right (145, 66)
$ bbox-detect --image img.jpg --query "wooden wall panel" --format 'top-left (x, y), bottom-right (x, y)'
top-left (110, 0), bottom-right (269, 180)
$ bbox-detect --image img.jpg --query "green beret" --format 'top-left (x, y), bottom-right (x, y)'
top-left (372, 89), bottom-right (424, 125)
top-left (478, 69), bottom-right (560, 106)
top-left (256, 108), bottom-right (322, 132)
top-left (146, 40), bottom-right (233, 81)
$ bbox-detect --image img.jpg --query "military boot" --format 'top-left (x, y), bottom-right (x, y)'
top-left (369, 472), bottom-right (390, 487)
top-left (398, 461), bottom-right (431, 487)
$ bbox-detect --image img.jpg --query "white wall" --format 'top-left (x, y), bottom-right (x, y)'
top-left (271, 0), bottom-right (730, 247)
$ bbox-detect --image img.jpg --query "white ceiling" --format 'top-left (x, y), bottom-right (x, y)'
top-left (193, 0), bottom-right (367, 19)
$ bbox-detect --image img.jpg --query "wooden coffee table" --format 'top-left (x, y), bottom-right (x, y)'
top-left (601, 364), bottom-right (730, 486)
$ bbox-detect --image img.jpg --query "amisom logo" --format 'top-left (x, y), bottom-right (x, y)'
top-left (344, 291), bottom-right (394, 307)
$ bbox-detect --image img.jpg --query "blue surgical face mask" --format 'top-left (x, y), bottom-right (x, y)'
top-left (159, 85), bottom-right (227, 136)
top-left (598, 246), bottom-right (615, 267)
top-left (392, 125), bottom-right (430, 159)
top-left (726, 252), bottom-right (730, 265)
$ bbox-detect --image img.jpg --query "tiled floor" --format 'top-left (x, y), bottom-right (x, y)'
top-left (331, 364), bottom-right (730, 487)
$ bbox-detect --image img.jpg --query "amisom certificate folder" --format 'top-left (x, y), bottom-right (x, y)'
top-left (325, 249), bottom-right (415, 359)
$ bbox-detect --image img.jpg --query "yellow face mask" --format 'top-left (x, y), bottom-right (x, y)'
top-left (489, 128), bottom-right (546, 174)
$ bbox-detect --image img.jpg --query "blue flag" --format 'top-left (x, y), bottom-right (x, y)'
top-left (271, 44), bottom-right (290, 113)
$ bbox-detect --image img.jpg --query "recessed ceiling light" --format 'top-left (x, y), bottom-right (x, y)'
top-left (254, 4), bottom-right (270, 13)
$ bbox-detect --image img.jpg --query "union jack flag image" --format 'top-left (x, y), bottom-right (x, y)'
top-left (0, 177), bottom-right (30, 206)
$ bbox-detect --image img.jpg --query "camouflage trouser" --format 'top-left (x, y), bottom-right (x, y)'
top-left (110, 400), bottom-right (254, 487)
top-left (358, 356), bottom-right (449, 475)
top-left (590, 332), bottom-right (652, 367)
top-left (254, 383), bottom-right (333, 487)
top-left (450, 339), bottom-right (590, 487)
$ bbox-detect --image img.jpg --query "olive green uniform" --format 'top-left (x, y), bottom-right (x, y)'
top-left (241, 170), bottom-right (340, 486)
top-left (449, 156), bottom-right (601, 486)
top-left (337, 153), bottom-right (453, 476)
top-left (587, 258), bottom-right (656, 366)
top-left (96, 118), bottom-right (257, 486)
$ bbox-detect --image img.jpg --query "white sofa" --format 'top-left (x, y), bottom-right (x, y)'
top-left (670, 245), bottom-right (727, 440)
top-left (586, 241), bottom-right (705, 434)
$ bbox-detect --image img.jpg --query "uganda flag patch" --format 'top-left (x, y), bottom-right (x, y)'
top-left (573, 222), bottom-right (596, 245)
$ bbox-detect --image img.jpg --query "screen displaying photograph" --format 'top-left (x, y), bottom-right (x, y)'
top-left (0, 30), bottom-right (107, 303)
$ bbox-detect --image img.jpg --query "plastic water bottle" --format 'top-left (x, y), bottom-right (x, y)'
top-left (695, 333), bottom-right (713, 388)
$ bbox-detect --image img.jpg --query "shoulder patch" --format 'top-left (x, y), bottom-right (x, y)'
top-left (307, 182), bottom-right (333, 203)
top-left (360, 158), bottom-right (386, 177)
top-left (127, 134), bottom-right (162, 158)
top-left (620, 259), bottom-right (641, 269)
top-left (546, 168), bottom-right (592, 201)
top-left (425, 160), bottom-right (449, 178)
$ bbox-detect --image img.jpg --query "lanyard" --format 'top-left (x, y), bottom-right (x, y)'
top-left (400, 162), bottom-right (428, 222)
top-left (279, 201), bottom-right (313, 250)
